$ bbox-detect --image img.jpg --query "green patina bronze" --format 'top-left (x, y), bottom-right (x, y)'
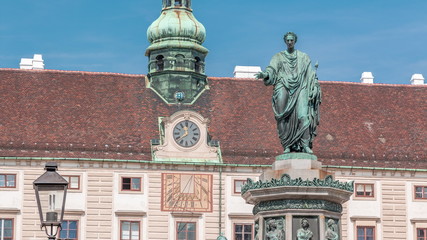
top-left (253, 199), bottom-right (343, 215)
top-left (241, 174), bottom-right (354, 195)
top-left (256, 32), bottom-right (321, 154)
top-left (276, 152), bottom-right (317, 161)
top-left (325, 218), bottom-right (340, 240)
top-left (146, 0), bottom-right (208, 104)
top-left (264, 217), bottom-right (285, 240)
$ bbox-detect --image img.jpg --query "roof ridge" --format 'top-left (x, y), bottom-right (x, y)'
top-left (0, 68), bottom-right (146, 77)
top-left (319, 80), bottom-right (427, 87)
top-left (208, 76), bottom-right (426, 87)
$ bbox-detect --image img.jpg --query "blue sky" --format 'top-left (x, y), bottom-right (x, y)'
top-left (1, 0), bottom-right (426, 84)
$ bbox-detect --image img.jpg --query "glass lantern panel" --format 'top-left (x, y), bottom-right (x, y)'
top-left (36, 186), bottom-right (66, 223)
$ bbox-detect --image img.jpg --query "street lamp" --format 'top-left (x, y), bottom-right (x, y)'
top-left (33, 162), bottom-right (68, 240)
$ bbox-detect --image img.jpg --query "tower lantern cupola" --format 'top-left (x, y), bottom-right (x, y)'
top-left (146, 0), bottom-right (208, 105)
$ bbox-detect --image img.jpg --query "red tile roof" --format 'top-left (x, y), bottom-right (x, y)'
top-left (0, 69), bottom-right (426, 168)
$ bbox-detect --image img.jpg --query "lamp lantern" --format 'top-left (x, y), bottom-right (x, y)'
top-left (33, 162), bottom-right (68, 240)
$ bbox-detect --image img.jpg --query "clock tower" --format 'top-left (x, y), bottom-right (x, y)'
top-left (146, 0), bottom-right (209, 104)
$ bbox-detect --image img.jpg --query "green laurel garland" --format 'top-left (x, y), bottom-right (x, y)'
top-left (241, 174), bottom-right (354, 195)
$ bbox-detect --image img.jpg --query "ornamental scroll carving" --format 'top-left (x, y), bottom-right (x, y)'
top-left (241, 174), bottom-right (354, 195)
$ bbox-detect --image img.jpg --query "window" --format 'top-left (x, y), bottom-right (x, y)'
top-left (234, 180), bottom-right (247, 194)
top-left (234, 223), bottom-right (252, 240)
top-left (177, 222), bottom-right (196, 240)
top-left (63, 176), bottom-right (80, 190)
top-left (156, 55), bottom-right (164, 71)
top-left (175, 54), bottom-right (185, 68)
top-left (0, 219), bottom-right (13, 240)
top-left (59, 220), bottom-right (78, 240)
top-left (415, 186), bottom-right (427, 199)
top-left (194, 57), bottom-right (201, 73)
top-left (418, 228), bottom-right (427, 240)
top-left (357, 226), bottom-right (375, 240)
top-left (121, 177), bottom-right (141, 191)
top-left (174, 0), bottom-right (182, 7)
top-left (120, 221), bottom-right (140, 240)
top-left (355, 183), bottom-right (374, 197)
top-left (0, 174), bottom-right (16, 188)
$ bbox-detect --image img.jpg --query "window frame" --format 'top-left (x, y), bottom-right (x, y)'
top-left (415, 186), bottom-right (427, 200)
top-left (59, 220), bottom-right (79, 240)
top-left (233, 223), bottom-right (253, 240)
top-left (63, 175), bottom-right (81, 190)
top-left (176, 221), bottom-right (197, 240)
top-left (120, 220), bottom-right (141, 240)
top-left (355, 183), bottom-right (375, 198)
top-left (356, 226), bottom-right (375, 240)
top-left (233, 179), bottom-right (247, 194)
top-left (0, 218), bottom-right (14, 240)
top-left (417, 228), bottom-right (427, 240)
top-left (0, 174), bottom-right (16, 189)
top-left (121, 177), bottom-right (142, 192)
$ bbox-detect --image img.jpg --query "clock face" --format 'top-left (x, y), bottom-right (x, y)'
top-left (161, 173), bottom-right (213, 212)
top-left (173, 120), bottom-right (201, 148)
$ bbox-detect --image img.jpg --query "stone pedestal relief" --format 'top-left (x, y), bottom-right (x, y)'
top-left (241, 153), bottom-right (353, 240)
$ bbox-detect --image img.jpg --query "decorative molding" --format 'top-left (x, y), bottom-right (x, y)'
top-left (253, 199), bottom-right (342, 215)
top-left (410, 218), bottom-right (427, 223)
top-left (350, 216), bottom-right (380, 222)
top-left (0, 208), bottom-right (20, 214)
top-left (115, 210), bottom-right (147, 217)
top-left (65, 210), bottom-right (86, 216)
top-left (228, 213), bottom-right (254, 219)
top-left (171, 212), bottom-right (203, 218)
top-left (241, 174), bottom-right (354, 195)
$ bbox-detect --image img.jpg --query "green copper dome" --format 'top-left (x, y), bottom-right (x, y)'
top-left (147, 0), bottom-right (206, 46)
top-left (145, 0), bottom-right (209, 105)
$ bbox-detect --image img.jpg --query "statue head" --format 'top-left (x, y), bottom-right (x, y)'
top-left (283, 32), bottom-right (298, 43)
top-left (327, 219), bottom-right (335, 227)
top-left (301, 218), bottom-right (309, 229)
top-left (283, 32), bottom-right (297, 51)
top-left (267, 219), bottom-right (277, 230)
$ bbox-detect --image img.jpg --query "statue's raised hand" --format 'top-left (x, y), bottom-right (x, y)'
top-left (255, 71), bottom-right (267, 79)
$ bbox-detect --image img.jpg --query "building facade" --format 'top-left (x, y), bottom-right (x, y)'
top-left (1, 0), bottom-right (427, 239)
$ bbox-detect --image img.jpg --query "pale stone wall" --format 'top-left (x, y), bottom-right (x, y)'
top-left (2, 159), bottom-right (427, 240)
top-left (334, 169), bottom-right (427, 240)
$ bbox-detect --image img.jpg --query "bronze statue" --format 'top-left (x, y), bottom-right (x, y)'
top-left (265, 218), bottom-right (285, 240)
top-left (324, 219), bottom-right (339, 240)
top-left (256, 32), bottom-right (321, 154)
top-left (296, 218), bottom-right (313, 240)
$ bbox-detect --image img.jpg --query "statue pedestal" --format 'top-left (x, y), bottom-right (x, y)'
top-left (261, 153), bottom-right (328, 181)
top-left (241, 153), bottom-right (353, 240)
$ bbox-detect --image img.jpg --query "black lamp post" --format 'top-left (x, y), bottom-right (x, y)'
top-left (33, 162), bottom-right (68, 240)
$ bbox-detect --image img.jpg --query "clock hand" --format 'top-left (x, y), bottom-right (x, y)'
top-left (176, 127), bottom-right (189, 141)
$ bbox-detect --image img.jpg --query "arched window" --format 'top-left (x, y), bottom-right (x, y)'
top-left (156, 55), bottom-right (164, 71)
top-left (174, 0), bottom-right (182, 7)
top-left (185, 0), bottom-right (191, 8)
top-left (175, 54), bottom-right (185, 68)
top-left (163, 0), bottom-right (171, 8)
top-left (195, 57), bottom-right (201, 73)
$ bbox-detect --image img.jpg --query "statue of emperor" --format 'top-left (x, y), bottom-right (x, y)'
top-left (256, 32), bottom-right (321, 154)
